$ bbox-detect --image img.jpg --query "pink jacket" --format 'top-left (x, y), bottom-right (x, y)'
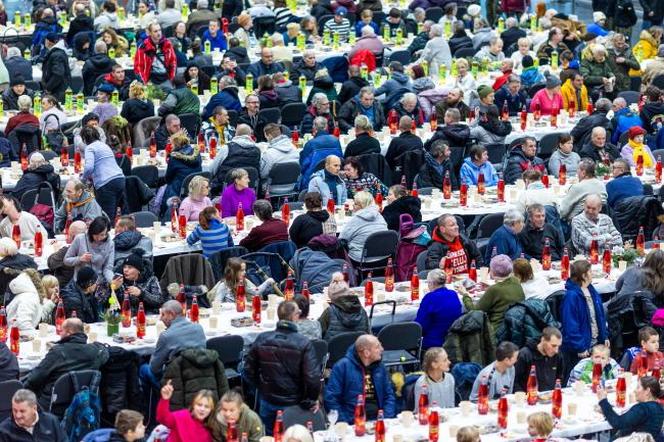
top-left (348, 35), bottom-right (385, 60)
top-left (157, 399), bottom-right (213, 442)
top-left (179, 196), bottom-right (213, 222)
top-left (529, 89), bottom-right (564, 116)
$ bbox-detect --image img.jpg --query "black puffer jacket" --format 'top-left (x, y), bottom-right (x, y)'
top-left (382, 196), bottom-right (422, 231)
top-left (0, 342), bottom-right (18, 382)
top-left (496, 299), bottom-right (560, 347)
top-left (640, 101), bottom-right (664, 133)
top-left (338, 76), bottom-right (369, 105)
top-left (425, 227), bottom-right (483, 270)
top-left (60, 279), bottom-right (101, 324)
top-left (503, 147), bottom-right (546, 184)
top-left (24, 333), bottom-right (109, 410)
top-left (11, 163), bottom-right (59, 201)
top-left (425, 123), bottom-right (471, 149)
top-left (319, 295), bottom-right (370, 341)
top-left (570, 111), bottom-right (611, 150)
top-left (289, 210), bottom-right (330, 249)
top-left (244, 320), bottom-right (320, 407)
top-left (82, 53), bottom-right (114, 96)
top-left (100, 346), bottom-right (142, 423)
top-left (613, 195), bottom-right (664, 242)
top-left (41, 41), bottom-right (71, 102)
top-left (1, 88), bottom-right (34, 111)
top-left (0, 253), bottom-right (37, 304)
top-left (162, 347), bottom-right (229, 410)
top-left (290, 59), bottom-right (323, 82)
top-left (120, 98), bottom-right (156, 126)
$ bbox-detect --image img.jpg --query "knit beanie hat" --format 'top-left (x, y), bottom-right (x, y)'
top-left (328, 276), bottom-right (351, 301)
top-left (123, 251), bottom-right (145, 273)
top-left (10, 75), bottom-right (25, 87)
top-left (545, 73), bottom-right (561, 89)
top-left (77, 266), bottom-right (98, 290)
top-left (477, 85), bottom-right (493, 99)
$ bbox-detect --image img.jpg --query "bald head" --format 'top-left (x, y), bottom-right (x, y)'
top-left (356, 334), bottom-right (379, 351)
top-left (62, 318), bottom-right (84, 336)
top-left (235, 124), bottom-right (252, 137)
top-left (355, 334), bottom-right (383, 365)
top-left (399, 115), bottom-right (412, 131)
top-left (325, 155), bottom-right (341, 175)
top-left (68, 221), bottom-right (87, 242)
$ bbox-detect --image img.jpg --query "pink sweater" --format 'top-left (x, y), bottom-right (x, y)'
top-left (179, 196), bottom-right (213, 222)
top-left (529, 89), bottom-right (564, 116)
top-left (157, 399), bottom-right (213, 442)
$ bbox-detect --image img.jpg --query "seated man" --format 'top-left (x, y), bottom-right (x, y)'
top-left (425, 108), bottom-right (471, 151)
top-left (558, 159), bottom-right (607, 223)
top-left (459, 144), bottom-right (499, 187)
top-left (517, 203), bottom-right (564, 261)
top-left (53, 179), bottom-right (104, 233)
top-left (470, 341), bottom-right (519, 401)
top-left (308, 155), bottom-right (348, 206)
top-left (386, 116), bottom-right (423, 169)
top-left (415, 140), bottom-right (457, 190)
top-left (155, 114), bottom-right (181, 152)
top-left (425, 213), bottom-right (482, 271)
top-left (47, 221), bottom-right (87, 287)
top-left (0, 389), bottom-right (66, 441)
top-left (259, 123), bottom-right (298, 185)
top-left (300, 93), bottom-right (336, 135)
top-left (114, 215), bottom-right (154, 264)
top-left (579, 127), bottom-right (620, 163)
top-left (201, 105), bottom-right (236, 143)
top-left (606, 158), bottom-right (644, 209)
top-left (503, 137), bottom-right (545, 185)
top-left (567, 343), bottom-right (619, 386)
top-left (571, 194), bottom-right (623, 255)
top-left (318, 273), bottom-right (370, 341)
top-left (485, 208), bottom-right (524, 262)
top-left (209, 124), bottom-right (261, 194)
top-left (344, 115), bottom-right (381, 158)
top-left (299, 119), bottom-right (343, 189)
top-left (338, 87), bottom-right (385, 133)
top-left (23, 318), bottom-right (109, 411)
top-left (325, 334), bottom-right (396, 423)
top-left (514, 326), bottom-right (564, 393)
top-left (239, 200), bottom-right (289, 251)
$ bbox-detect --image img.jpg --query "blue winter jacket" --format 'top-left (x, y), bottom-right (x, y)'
top-left (561, 279), bottom-right (608, 353)
top-left (611, 108), bottom-right (644, 145)
top-left (484, 225), bottom-right (522, 262)
top-left (415, 286), bottom-right (463, 349)
top-left (459, 158), bottom-right (499, 187)
top-left (308, 169), bottom-right (348, 205)
top-left (298, 131), bottom-right (343, 189)
top-left (325, 345), bottom-right (397, 423)
top-left (606, 174), bottom-right (644, 208)
top-left (201, 88), bottom-right (242, 119)
top-left (202, 29), bottom-right (227, 51)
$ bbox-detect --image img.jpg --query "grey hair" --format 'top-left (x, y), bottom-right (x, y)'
top-left (354, 114), bottom-right (373, 131)
top-left (313, 116), bottom-right (328, 132)
top-left (162, 300), bottom-right (184, 316)
top-left (230, 168), bottom-right (248, 182)
top-left (506, 16), bottom-right (518, 28)
top-left (527, 203), bottom-right (545, 217)
top-left (507, 74), bottom-right (520, 84)
top-left (613, 97), bottom-right (627, 108)
top-left (94, 40), bottom-right (107, 54)
top-left (430, 24), bottom-right (443, 36)
top-left (17, 95), bottom-right (31, 112)
top-left (613, 158), bottom-right (630, 172)
top-left (445, 108), bottom-right (461, 123)
top-left (489, 36), bottom-right (502, 46)
top-left (400, 92), bottom-right (417, 104)
top-left (7, 47), bottom-right (20, 58)
top-left (427, 269), bottom-right (447, 287)
top-left (312, 93), bottom-right (328, 107)
top-left (12, 389), bottom-right (37, 406)
top-left (283, 425), bottom-right (313, 442)
top-left (595, 98), bottom-right (612, 112)
top-left (585, 193), bottom-right (604, 207)
top-left (591, 126), bottom-right (606, 136)
top-left (353, 190), bottom-right (374, 209)
top-left (219, 75), bottom-right (236, 87)
top-left (252, 199), bottom-right (273, 221)
top-left (503, 208), bottom-right (524, 226)
top-left (539, 17), bottom-right (552, 29)
top-left (361, 25), bottom-right (375, 36)
top-left (270, 32), bottom-right (284, 45)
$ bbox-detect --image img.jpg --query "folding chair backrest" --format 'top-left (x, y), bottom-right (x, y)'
top-left (282, 405), bottom-right (327, 432)
top-left (49, 370), bottom-right (101, 418)
top-left (131, 165), bottom-right (160, 188)
top-left (311, 339), bottom-right (329, 371)
top-left (360, 230), bottom-right (398, 263)
top-left (476, 213), bottom-right (504, 240)
top-left (327, 331), bottom-right (364, 368)
top-left (130, 211), bottom-right (158, 228)
top-left (0, 380), bottom-right (22, 422)
top-left (206, 335), bottom-right (244, 367)
top-left (159, 253), bottom-right (215, 291)
top-left (376, 322), bottom-right (422, 352)
top-left (208, 246), bottom-right (249, 282)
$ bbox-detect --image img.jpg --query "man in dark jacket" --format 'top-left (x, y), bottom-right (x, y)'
top-left (386, 116), bottom-right (423, 169)
top-left (503, 137), bottom-right (546, 184)
top-left (500, 17), bottom-right (526, 53)
top-left (23, 318), bottom-right (110, 411)
top-left (4, 48), bottom-right (33, 83)
top-left (514, 326), bottom-right (564, 393)
top-left (155, 114), bottom-right (182, 152)
top-left (245, 301), bottom-right (321, 431)
top-left (290, 50), bottom-right (323, 82)
top-left (47, 221), bottom-right (87, 288)
top-left (606, 158), bottom-right (644, 208)
top-left (246, 48), bottom-right (285, 88)
top-left (337, 65), bottom-right (369, 105)
top-left (517, 203), bottom-right (564, 260)
top-left (96, 64), bottom-right (132, 101)
top-left (448, 22), bottom-right (473, 55)
top-left (325, 334), bottom-right (396, 423)
top-left (425, 108), bottom-right (471, 150)
top-left (219, 53), bottom-right (247, 86)
top-left (0, 342), bottom-right (18, 382)
top-left (434, 88), bottom-right (470, 121)
top-left (579, 127), bottom-right (620, 163)
top-left (274, 72), bottom-right (302, 107)
top-left (41, 33), bottom-right (72, 102)
top-left (382, 185), bottom-right (421, 231)
top-left (66, 2), bottom-right (94, 45)
top-left (494, 75), bottom-right (528, 115)
top-left (11, 152), bottom-right (59, 201)
top-left (344, 115), bottom-right (381, 157)
top-left (338, 87), bottom-right (385, 133)
top-left (0, 389), bottom-right (67, 442)
top-left (202, 76), bottom-right (242, 120)
top-left (210, 124), bottom-right (261, 193)
top-left (426, 213), bottom-right (482, 271)
top-left (374, 61), bottom-right (412, 110)
top-left (82, 40), bottom-right (115, 96)
top-left (59, 266), bottom-right (103, 323)
top-left (640, 85), bottom-right (664, 133)
top-left (1, 77), bottom-right (34, 112)
top-left (300, 93), bottom-right (336, 135)
top-left (407, 21), bottom-right (431, 55)
top-left (571, 97), bottom-right (612, 150)
top-left (239, 200), bottom-right (289, 251)
top-left (416, 139), bottom-right (457, 190)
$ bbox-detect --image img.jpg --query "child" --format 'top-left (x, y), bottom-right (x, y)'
top-left (157, 380), bottom-right (215, 442)
top-left (209, 390), bottom-right (265, 442)
top-left (186, 206), bottom-right (234, 258)
top-left (456, 426), bottom-right (481, 442)
top-left (567, 344), bottom-right (620, 386)
top-left (112, 409), bottom-right (145, 442)
top-left (208, 257), bottom-right (273, 304)
top-left (630, 327), bottom-right (664, 374)
top-left (527, 412), bottom-right (554, 441)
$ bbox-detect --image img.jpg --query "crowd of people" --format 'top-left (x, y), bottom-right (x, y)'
top-left (0, 0), bottom-right (663, 439)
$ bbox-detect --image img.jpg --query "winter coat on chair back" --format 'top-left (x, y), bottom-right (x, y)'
top-left (496, 299), bottom-right (561, 348)
top-left (443, 310), bottom-right (495, 366)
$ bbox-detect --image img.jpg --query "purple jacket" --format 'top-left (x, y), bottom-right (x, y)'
top-left (220, 185), bottom-right (256, 218)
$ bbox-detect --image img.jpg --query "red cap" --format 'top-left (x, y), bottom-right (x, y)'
top-left (628, 126), bottom-right (647, 139)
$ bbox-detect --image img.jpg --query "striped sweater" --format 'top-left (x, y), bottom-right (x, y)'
top-left (186, 218), bottom-right (234, 257)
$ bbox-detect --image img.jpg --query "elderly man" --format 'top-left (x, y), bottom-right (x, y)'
top-left (24, 318), bottom-right (109, 410)
top-left (501, 17), bottom-right (526, 52)
top-left (338, 65), bottom-right (369, 105)
top-left (155, 114), bottom-right (181, 151)
top-left (426, 213), bottom-right (482, 271)
top-left (134, 22), bottom-right (176, 87)
top-left (290, 50), bottom-right (323, 82)
top-left (492, 59), bottom-right (515, 91)
top-left (414, 24), bottom-right (452, 73)
top-left (394, 93), bottom-right (422, 126)
top-left (415, 269), bottom-right (464, 350)
top-left (41, 33), bottom-right (71, 102)
top-left (579, 127), bottom-right (620, 163)
top-left (503, 137), bottom-right (546, 184)
top-left (47, 220), bottom-right (87, 287)
top-left (462, 254), bottom-right (525, 337)
top-left (338, 87), bottom-right (385, 133)
top-left (345, 116), bottom-right (380, 157)
top-left (572, 194), bottom-right (623, 254)
top-left (82, 40), bottom-right (114, 96)
top-left (517, 203), bottom-right (564, 260)
top-left (239, 200), bottom-right (289, 252)
top-left (476, 36), bottom-right (505, 62)
top-left (54, 179), bottom-right (104, 233)
top-left (643, 45), bottom-right (664, 88)
top-left (260, 123), bottom-right (299, 182)
top-left (325, 334), bottom-right (396, 423)
top-left (485, 208), bottom-right (525, 261)
top-left (4, 47), bottom-right (33, 83)
top-left (246, 300), bottom-right (321, 430)
top-left (1, 76), bottom-right (34, 111)
top-left (606, 158), bottom-right (645, 208)
top-left (494, 74), bottom-right (527, 115)
top-left (611, 97), bottom-right (643, 145)
top-left (301, 93), bottom-right (336, 134)
top-left (141, 300), bottom-right (206, 388)
top-left (202, 19), bottom-right (227, 51)
top-left (386, 116), bottom-right (424, 168)
top-left (247, 48), bottom-right (285, 87)
top-left (202, 77), bottom-right (242, 119)
top-left (349, 25), bottom-right (385, 60)
top-left (416, 139), bottom-right (457, 190)
top-left (434, 87), bottom-right (470, 122)
top-left (571, 97), bottom-right (612, 150)
top-left (308, 155), bottom-right (347, 206)
top-left (300, 118), bottom-right (343, 188)
top-left (0, 389), bottom-right (66, 441)
top-left (514, 327), bottom-right (564, 392)
top-left (559, 159), bottom-right (607, 222)
top-left (536, 27), bottom-right (570, 65)
top-left (409, 20), bottom-right (433, 56)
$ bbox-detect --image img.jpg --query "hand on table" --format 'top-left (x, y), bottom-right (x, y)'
top-left (161, 379), bottom-right (174, 400)
top-left (596, 385), bottom-right (608, 401)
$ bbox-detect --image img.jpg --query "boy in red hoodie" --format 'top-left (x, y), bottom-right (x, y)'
top-left (630, 327), bottom-right (664, 375)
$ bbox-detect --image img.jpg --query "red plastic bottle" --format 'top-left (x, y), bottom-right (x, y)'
top-left (656, 156), bottom-right (663, 183)
top-left (9, 319), bottom-right (19, 355)
top-left (74, 151), bottom-right (82, 173)
top-left (541, 238), bottom-right (551, 270)
top-left (527, 364), bottom-right (538, 405)
top-left (55, 300), bottom-right (65, 335)
top-left (520, 105), bottom-right (527, 130)
top-left (551, 378), bottom-right (562, 419)
top-left (284, 270), bottom-right (294, 300)
top-left (592, 362), bottom-right (602, 392)
top-left (273, 410), bottom-right (284, 442)
top-left (568, 98), bottom-right (576, 118)
top-left (388, 109), bottom-right (398, 134)
top-left (418, 383), bottom-right (429, 424)
top-left (587, 101), bottom-right (594, 114)
top-left (226, 420), bottom-right (238, 442)
top-left (121, 294), bottom-right (131, 327)
top-left (459, 183), bottom-right (468, 206)
top-left (374, 188), bottom-right (383, 210)
top-left (364, 273), bottom-right (374, 306)
top-left (469, 260), bottom-right (477, 282)
top-left (291, 129), bottom-right (299, 146)
top-left (0, 307), bottom-right (6, 342)
top-left (550, 107), bottom-right (558, 128)
top-left (333, 126), bottom-right (341, 138)
top-left (327, 198), bottom-right (336, 214)
top-left (149, 134), bottom-right (157, 158)
top-left (477, 376), bottom-right (489, 415)
top-left (236, 278), bottom-right (246, 312)
top-left (561, 247), bottom-right (570, 280)
top-left (176, 284), bottom-right (186, 314)
top-left (477, 172), bottom-right (485, 195)
top-left (301, 281), bottom-right (310, 300)
top-left (384, 257), bottom-right (394, 292)
top-left (636, 226), bottom-right (645, 254)
top-left (497, 388), bottom-right (508, 429)
top-left (497, 178), bottom-right (505, 202)
top-left (602, 247), bottom-right (612, 275)
top-left (375, 410), bottom-right (386, 442)
top-left (541, 174), bottom-right (549, 188)
top-left (428, 402), bottom-right (439, 442)
top-left (442, 171), bottom-right (451, 199)
top-left (252, 294), bottom-right (261, 323)
top-left (429, 112), bottom-right (437, 131)
top-left (197, 133), bottom-right (206, 153)
top-left (636, 154), bottom-right (644, 176)
top-left (11, 224), bottom-right (20, 248)
top-left (589, 233), bottom-right (599, 264)
top-left (559, 164), bottom-right (567, 185)
top-left (34, 231), bottom-right (43, 257)
top-left (533, 103), bottom-right (541, 121)
top-left (137, 302), bottom-right (146, 338)
top-left (126, 143), bottom-right (133, 161)
top-left (236, 203), bottom-right (245, 232)
top-left (178, 214), bottom-right (187, 239)
top-left (281, 199), bottom-right (290, 224)
top-left (60, 146), bottom-right (69, 167)
top-left (209, 136), bottom-right (217, 159)
top-left (411, 267), bottom-right (419, 301)
top-left (20, 143), bottom-right (27, 171)
top-left (354, 395), bottom-right (366, 436)
top-left (616, 372), bottom-right (626, 407)
top-left (501, 101), bottom-right (509, 121)
top-left (638, 352), bottom-right (648, 377)
top-left (411, 182), bottom-right (418, 197)
top-left (190, 295), bottom-right (199, 323)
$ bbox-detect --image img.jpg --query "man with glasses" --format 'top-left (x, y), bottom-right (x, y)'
top-left (300, 93), bottom-right (336, 134)
top-left (238, 94), bottom-right (271, 141)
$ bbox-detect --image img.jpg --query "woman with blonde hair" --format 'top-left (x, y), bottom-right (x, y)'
top-left (120, 81), bottom-right (155, 126)
top-left (157, 381), bottom-right (215, 442)
top-left (99, 27), bottom-right (129, 56)
top-left (300, 16), bottom-right (319, 41)
top-left (40, 274), bottom-right (60, 323)
top-left (453, 58), bottom-right (477, 104)
top-left (179, 176), bottom-right (213, 222)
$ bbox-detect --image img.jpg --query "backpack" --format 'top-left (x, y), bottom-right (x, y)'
top-left (28, 183), bottom-right (56, 232)
top-left (61, 371), bottom-right (102, 442)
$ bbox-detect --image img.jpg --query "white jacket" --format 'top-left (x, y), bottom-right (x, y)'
top-left (6, 272), bottom-right (42, 335)
top-left (260, 135), bottom-right (299, 179)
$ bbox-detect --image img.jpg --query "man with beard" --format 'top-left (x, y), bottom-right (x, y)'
top-left (434, 88), bottom-right (470, 122)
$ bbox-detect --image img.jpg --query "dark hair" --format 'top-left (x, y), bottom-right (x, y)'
top-left (541, 326), bottom-right (562, 341)
top-left (103, 0), bottom-right (116, 12)
top-left (199, 206), bottom-right (219, 230)
top-left (389, 184), bottom-right (408, 199)
top-left (80, 126), bottom-right (101, 144)
top-left (344, 156), bottom-right (364, 175)
top-left (304, 192), bottom-right (322, 210)
top-left (569, 260), bottom-right (591, 285)
top-left (496, 341), bottom-right (519, 361)
top-left (294, 294), bottom-right (309, 319)
top-left (388, 61), bottom-right (403, 73)
top-left (87, 216), bottom-right (111, 242)
top-left (469, 144), bottom-right (486, 161)
top-left (1, 195), bottom-right (22, 213)
top-left (639, 376), bottom-right (663, 399)
top-left (257, 75), bottom-right (274, 91)
top-left (639, 326), bottom-right (659, 344)
top-left (645, 86), bottom-right (662, 102)
top-left (521, 169), bottom-right (541, 183)
top-left (642, 249), bottom-right (664, 296)
top-left (558, 133), bottom-right (572, 146)
top-left (115, 410), bottom-right (144, 436)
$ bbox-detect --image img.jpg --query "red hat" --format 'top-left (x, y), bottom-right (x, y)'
top-left (628, 126), bottom-right (646, 139)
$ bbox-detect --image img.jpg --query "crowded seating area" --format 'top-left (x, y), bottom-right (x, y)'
top-left (1, 0), bottom-right (664, 440)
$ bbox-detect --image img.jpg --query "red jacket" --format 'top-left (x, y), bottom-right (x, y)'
top-left (133, 36), bottom-right (176, 84)
top-left (5, 112), bottom-right (39, 137)
top-left (238, 218), bottom-right (289, 252)
top-left (492, 70), bottom-right (513, 91)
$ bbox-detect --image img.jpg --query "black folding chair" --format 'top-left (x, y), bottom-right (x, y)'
top-left (389, 50), bottom-right (411, 65)
top-left (258, 108), bottom-right (281, 125)
top-left (424, 7), bottom-right (443, 22)
top-left (355, 230), bottom-right (399, 278)
top-left (206, 334), bottom-right (244, 378)
top-left (267, 162), bottom-right (301, 199)
top-left (537, 133), bottom-right (560, 160)
top-left (49, 370), bottom-right (101, 419)
top-left (326, 331), bottom-right (364, 368)
top-left (281, 102), bottom-right (307, 129)
top-left (476, 213), bottom-right (505, 240)
top-left (282, 405), bottom-right (327, 431)
top-left (179, 113), bottom-right (201, 138)
top-left (208, 246), bottom-right (249, 282)
top-left (617, 90), bottom-right (640, 105)
top-left (131, 165), bottom-right (160, 189)
top-left (0, 380), bottom-right (22, 422)
top-left (130, 211), bottom-right (158, 228)
top-left (376, 321), bottom-right (423, 369)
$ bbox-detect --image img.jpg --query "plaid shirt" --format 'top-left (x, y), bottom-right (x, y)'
top-left (571, 212), bottom-right (623, 254)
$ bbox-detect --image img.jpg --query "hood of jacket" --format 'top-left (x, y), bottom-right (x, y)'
top-left (640, 29), bottom-right (658, 48)
top-left (388, 195), bottom-right (421, 214)
top-left (9, 272), bottom-right (38, 296)
top-left (441, 123), bottom-right (470, 144)
top-left (348, 76), bottom-right (369, 89)
top-left (179, 348), bottom-right (220, 367)
top-left (268, 134), bottom-right (294, 153)
top-left (170, 144), bottom-right (200, 163)
top-left (307, 210), bottom-right (330, 222)
top-left (49, 39), bottom-right (67, 53)
top-left (86, 54), bottom-right (114, 71)
top-left (354, 205), bottom-right (382, 222)
top-left (313, 75), bottom-right (334, 89)
top-left (231, 134), bottom-right (257, 148)
top-left (332, 294), bottom-right (364, 314)
top-left (413, 76), bottom-right (435, 93)
top-left (259, 89), bottom-right (278, 101)
top-left (390, 71), bottom-right (410, 86)
top-left (114, 230), bottom-right (144, 251)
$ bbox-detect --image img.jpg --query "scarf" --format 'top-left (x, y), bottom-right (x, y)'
top-left (208, 117), bottom-right (227, 142)
top-left (628, 139), bottom-right (653, 167)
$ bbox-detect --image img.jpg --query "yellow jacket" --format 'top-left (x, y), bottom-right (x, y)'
top-left (560, 78), bottom-right (588, 111)
top-left (630, 30), bottom-right (659, 76)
